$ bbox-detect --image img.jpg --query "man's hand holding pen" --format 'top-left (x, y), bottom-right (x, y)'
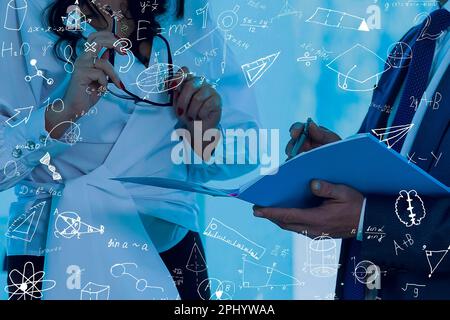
top-left (286, 119), bottom-right (342, 159)
top-left (254, 119), bottom-right (364, 239)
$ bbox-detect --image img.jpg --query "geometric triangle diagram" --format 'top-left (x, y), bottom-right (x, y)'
top-left (54, 209), bottom-right (104, 239)
top-left (371, 124), bottom-right (414, 149)
top-left (425, 245), bottom-right (450, 278)
top-left (306, 7), bottom-right (370, 32)
top-left (5, 201), bottom-right (47, 242)
top-left (241, 256), bottom-right (303, 289)
top-left (186, 242), bottom-right (207, 273)
top-left (241, 52), bottom-right (280, 88)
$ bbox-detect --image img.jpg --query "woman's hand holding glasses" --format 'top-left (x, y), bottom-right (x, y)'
top-left (45, 31), bottom-right (126, 138)
top-left (172, 67), bottom-right (223, 160)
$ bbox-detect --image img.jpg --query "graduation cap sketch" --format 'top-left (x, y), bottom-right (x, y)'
top-left (326, 44), bottom-right (391, 92)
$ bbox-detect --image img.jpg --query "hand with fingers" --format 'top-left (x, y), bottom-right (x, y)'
top-left (171, 67), bottom-right (223, 160)
top-left (45, 31), bottom-right (127, 138)
top-left (259, 120), bottom-right (363, 238)
top-left (253, 180), bottom-right (364, 239)
top-left (285, 120), bottom-right (341, 160)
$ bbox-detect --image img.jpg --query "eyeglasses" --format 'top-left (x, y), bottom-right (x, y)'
top-left (82, 17), bottom-right (180, 107)
top-left (108, 33), bottom-right (177, 107)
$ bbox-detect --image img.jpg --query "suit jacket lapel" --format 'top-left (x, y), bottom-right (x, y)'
top-left (360, 25), bottom-right (422, 133)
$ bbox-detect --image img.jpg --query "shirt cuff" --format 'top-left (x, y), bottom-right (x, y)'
top-left (356, 197), bottom-right (367, 241)
top-left (3, 106), bottom-right (70, 167)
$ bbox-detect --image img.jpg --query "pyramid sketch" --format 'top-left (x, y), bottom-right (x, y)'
top-left (241, 52), bottom-right (280, 88)
top-left (186, 243), bottom-right (207, 273)
top-left (5, 201), bottom-right (47, 242)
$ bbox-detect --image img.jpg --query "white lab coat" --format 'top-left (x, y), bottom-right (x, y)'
top-left (0, 0), bottom-right (260, 299)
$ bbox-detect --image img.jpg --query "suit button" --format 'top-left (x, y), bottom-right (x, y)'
top-left (12, 148), bottom-right (22, 158)
top-left (26, 141), bottom-right (36, 151)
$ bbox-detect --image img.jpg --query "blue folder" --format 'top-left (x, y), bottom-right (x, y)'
top-left (114, 134), bottom-right (449, 208)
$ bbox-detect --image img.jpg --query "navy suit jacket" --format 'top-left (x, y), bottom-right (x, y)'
top-left (335, 24), bottom-right (450, 300)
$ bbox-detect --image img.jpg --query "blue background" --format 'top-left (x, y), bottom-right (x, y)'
top-left (0, 0), bottom-right (427, 300)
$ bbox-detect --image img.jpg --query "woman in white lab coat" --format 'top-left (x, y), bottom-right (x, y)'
top-left (0, 0), bottom-right (259, 300)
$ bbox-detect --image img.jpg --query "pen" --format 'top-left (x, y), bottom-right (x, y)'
top-left (290, 117), bottom-right (312, 158)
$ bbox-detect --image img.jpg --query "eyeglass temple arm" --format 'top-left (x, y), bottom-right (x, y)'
top-left (108, 17), bottom-right (117, 70)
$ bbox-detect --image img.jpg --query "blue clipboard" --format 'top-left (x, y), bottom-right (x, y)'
top-left (114, 134), bottom-right (449, 208)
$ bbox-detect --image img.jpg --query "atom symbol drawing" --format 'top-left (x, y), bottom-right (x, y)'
top-left (4, 262), bottom-right (56, 300)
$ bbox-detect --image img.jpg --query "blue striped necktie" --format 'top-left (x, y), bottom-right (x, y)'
top-left (391, 8), bottom-right (450, 152)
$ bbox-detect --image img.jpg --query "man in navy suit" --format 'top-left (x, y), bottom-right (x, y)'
top-left (253, 1), bottom-right (449, 300)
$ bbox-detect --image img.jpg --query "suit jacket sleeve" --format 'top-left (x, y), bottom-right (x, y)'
top-left (360, 194), bottom-right (450, 276)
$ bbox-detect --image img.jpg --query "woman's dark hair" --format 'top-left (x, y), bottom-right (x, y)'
top-left (46, 0), bottom-right (184, 64)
